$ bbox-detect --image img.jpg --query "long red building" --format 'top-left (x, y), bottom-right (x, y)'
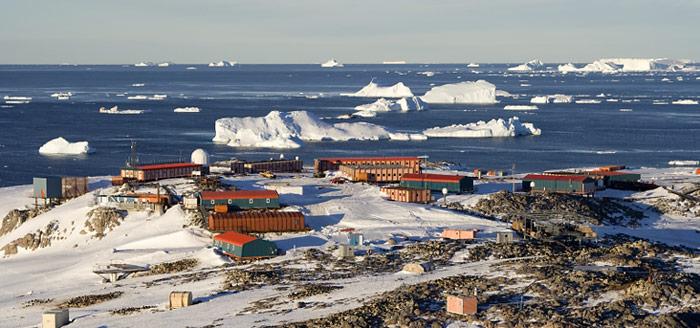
top-left (208, 211), bottom-right (306, 233)
top-left (314, 156), bottom-right (421, 173)
top-left (120, 162), bottom-right (202, 182)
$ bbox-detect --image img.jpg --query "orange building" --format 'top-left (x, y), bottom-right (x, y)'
top-left (380, 186), bottom-right (432, 203)
top-left (314, 156), bottom-right (421, 173)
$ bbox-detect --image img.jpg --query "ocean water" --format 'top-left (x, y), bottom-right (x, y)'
top-left (0, 64), bottom-right (698, 187)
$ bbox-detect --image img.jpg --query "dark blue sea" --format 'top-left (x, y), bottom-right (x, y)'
top-left (0, 64), bottom-right (698, 187)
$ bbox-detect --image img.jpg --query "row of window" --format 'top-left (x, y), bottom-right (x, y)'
top-left (209, 198), bottom-right (272, 205)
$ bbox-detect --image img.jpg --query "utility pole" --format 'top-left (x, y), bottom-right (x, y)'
top-left (512, 163), bottom-right (516, 193)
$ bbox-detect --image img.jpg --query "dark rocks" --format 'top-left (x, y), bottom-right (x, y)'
top-left (58, 291), bottom-right (124, 308)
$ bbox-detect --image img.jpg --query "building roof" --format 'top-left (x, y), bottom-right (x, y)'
top-left (317, 156), bottom-right (419, 162)
top-left (401, 173), bottom-right (468, 183)
top-left (523, 174), bottom-right (592, 182)
top-left (585, 170), bottom-right (638, 177)
top-left (200, 190), bottom-right (279, 200)
top-left (214, 231), bottom-right (258, 246)
top-left (210, 210), bottom-right (304, 220)
top-left (132, 162), bottom-right (202, 171)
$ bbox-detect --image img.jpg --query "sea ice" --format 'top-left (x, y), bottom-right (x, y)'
top-left (671, 99), bottom-right (699, 105)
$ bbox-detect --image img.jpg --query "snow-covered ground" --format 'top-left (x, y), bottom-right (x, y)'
top-left (1, 167), bottom-right (698, 327)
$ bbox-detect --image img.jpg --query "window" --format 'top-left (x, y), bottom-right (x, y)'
top-left (266, 198), bottom-right (271, 204)
top-left (228, 199), bottom-right (232, 205)
top-left (210, 200), bottom-right (215, 205)
top-left (249, 198), bottom-right (254, 204)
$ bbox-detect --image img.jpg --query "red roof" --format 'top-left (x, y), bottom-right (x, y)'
top-left (317, 156), bottom-right (419, 162)
top-left (135, 162), bottom-right (201, 171)
top-left (401, 173), bottom-right (467, 183)
top-left (200, 190), bottom-right (279, 200)
top-left (214, 231), bottom-right (257, 246)
top-left (523, 174), bottom-right (591, 182)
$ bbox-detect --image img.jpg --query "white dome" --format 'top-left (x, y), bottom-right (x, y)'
top-left (191, 148), bottom-right (209, 166)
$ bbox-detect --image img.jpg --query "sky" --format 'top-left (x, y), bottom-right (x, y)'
top-left (0, 0), bottom-right (698, 64)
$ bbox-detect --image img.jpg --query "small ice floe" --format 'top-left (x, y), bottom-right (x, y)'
top-left (575, 99), bottom-right (602, 104)
top-left (50, 92), bottom-right (73, 100)
top-left (671, 99), bottom-right (698, 105)
top-left (174, 107), bottom-right (201, 113)
top-left (4, 96), bottom-right (32, 104)
top-left (99, 106), bottom-right (144, 115)
top-left (504, 105), bottom-right (538, 111)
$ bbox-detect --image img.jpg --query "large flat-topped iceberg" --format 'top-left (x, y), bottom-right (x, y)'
top-left (39, 137), bottom-right (91, 155)
top-left (423, 117), bottom-right (541, 138)
top-left (342, 81), bottom-right (413, 98)
top-left (213, 110), bottom-right (420, 149)
top-left (420, 80), bottom-right (496, 104)
top-left (507, 59), bottom-right (544, 72)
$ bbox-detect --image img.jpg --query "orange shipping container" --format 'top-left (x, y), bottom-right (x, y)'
top-left (446, 295), bottom-right (477, 315)
top-left (695, 168), bottom-right (700, 175)
top-left (441, 229), bottom-right (477, 240)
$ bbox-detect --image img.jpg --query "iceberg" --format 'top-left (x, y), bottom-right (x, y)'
top-left (157, 62), bottom-right (171, 67)
top-left (342, 81), bottom-right (414, 98)
top-left (467, 63), bottom-right (480, 68)
top-left (423, 117), bottom-right (541, 138)
top-left (352, 97), bottom-right (426, 117)
top-left (212, 110), bottom-right (416, 149)
top-left (39, 137), bottom-right (91, 155)
top-left (418, 71), bottom-right (435, 77)
top-left (507, 59), bottom-right (544, 72)
top-left (420, 80), bottom-right (496, 104)
top-left (174, 107), bottom-right (201, 113)
top-left (382, 60), bottom-right (406, 65)
top-left (134, 62), bottom-right (151, 67)
top-left (208, 61), bottom-right (237, 67)
top-left (321, 59), bottom-right (344, 68)
top-left (504, 105), bottom-right (538, 111)
top-left (559, 58), bottom-right (690, 74)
